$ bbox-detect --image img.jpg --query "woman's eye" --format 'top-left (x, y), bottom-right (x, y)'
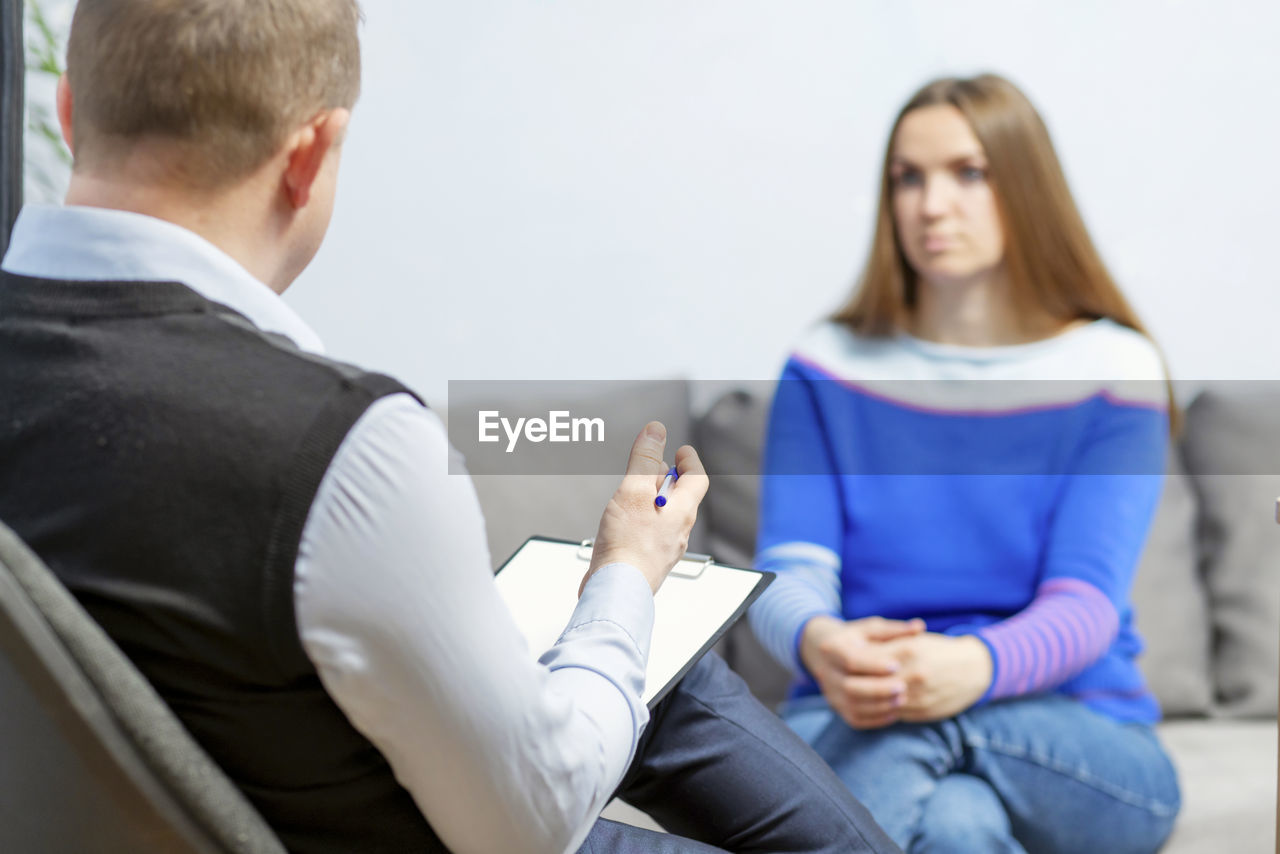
top-left (892, 170), bottom-right (923, 188)
top-left (958, 166), bottom-right (987, 183)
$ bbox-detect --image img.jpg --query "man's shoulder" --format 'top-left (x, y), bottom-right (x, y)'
top-left (0, 272), bottom-right (424, 473)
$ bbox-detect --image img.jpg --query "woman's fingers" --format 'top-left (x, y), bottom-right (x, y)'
top-left (824, 641), bottom-right (902, 677)
top-left (856, 616), bottom-right (926, 642)
top-left (839, 674), bottom-right (907, 702)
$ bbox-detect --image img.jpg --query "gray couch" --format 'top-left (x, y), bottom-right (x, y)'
top-left (463, 381), bottom-right (1278, 853)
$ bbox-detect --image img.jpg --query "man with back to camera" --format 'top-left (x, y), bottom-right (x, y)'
top-left (0, 1), bottom-right (904, 852)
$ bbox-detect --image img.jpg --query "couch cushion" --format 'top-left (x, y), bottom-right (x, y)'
top-left (695, 387), bottom-right (792, 707)
top-left (696, 387), bottom-right (769, 568)
top-left (468, 474), bottom-right (620, 569)
top-left (1130, 452), bottom-right (1215, 717)
top-left (1156, 719), bottom-right (1277, 854)
top-left (1182, 385), bottom-right (1280, 717)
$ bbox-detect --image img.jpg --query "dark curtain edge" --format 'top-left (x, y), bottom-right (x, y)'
top-left (1, 0), bottom-right (24, 258)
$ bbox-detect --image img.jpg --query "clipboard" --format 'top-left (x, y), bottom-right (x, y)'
top-left (494, 536), bottom-right (773, 708)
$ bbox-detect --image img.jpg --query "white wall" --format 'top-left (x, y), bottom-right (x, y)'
top-left (25, 1), bottom-right (1280, 406)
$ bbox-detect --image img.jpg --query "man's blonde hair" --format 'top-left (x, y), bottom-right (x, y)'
top-left (66, 0), bottom-right (362, 189)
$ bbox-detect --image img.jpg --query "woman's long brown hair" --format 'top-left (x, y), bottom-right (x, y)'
top-left (833, 74), bottom-right (1177, 427)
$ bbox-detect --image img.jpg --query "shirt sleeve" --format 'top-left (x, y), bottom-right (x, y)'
top-left (293, 393), bottom-right (653, 854)
top-left (748, 362), bottom-right (845, 675)
top-left (973, 399), bottom-right (1168, 702)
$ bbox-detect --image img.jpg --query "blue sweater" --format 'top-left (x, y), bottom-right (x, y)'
top-left (749, 320), bottom-right (1169, 723)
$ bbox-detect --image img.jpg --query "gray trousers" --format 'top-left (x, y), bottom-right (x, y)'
top-left (577, 652), bottom-right (901, 854)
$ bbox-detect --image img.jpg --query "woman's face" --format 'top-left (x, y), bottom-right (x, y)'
top-left (889, 104), bottom-right (1005, 288)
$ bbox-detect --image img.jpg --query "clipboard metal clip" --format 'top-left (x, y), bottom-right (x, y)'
top-left (576, 538), bottom-right (713, 580)
top-left (670, 554), bottom-right (713, 580)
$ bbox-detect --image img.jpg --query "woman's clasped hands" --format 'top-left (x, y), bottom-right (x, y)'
top-left (799, 615), bottom-right (993, 729)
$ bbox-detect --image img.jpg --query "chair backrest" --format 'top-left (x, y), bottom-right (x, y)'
top-left (0, 521), bottom-right (288, 854)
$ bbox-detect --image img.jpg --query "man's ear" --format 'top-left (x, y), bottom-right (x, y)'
top-left (282, 108), bottom-right (351, 209)
top-left (56, 75), bottom-right (74, 153)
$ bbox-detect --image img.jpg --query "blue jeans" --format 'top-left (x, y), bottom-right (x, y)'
top-left (782, 693), bottom-right (1181, 854)
top-left (578, 652), bottom-right (902, 853)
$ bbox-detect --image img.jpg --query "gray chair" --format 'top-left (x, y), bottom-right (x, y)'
top-left (0, 521), bottom-right (288, 854)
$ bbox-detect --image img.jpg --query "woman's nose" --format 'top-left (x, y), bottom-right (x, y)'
top-left (920, 174), bottom-right (953, 218)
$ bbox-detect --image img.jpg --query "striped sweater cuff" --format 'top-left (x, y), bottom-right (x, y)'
top-left (748, 543), bottom-right (842, 673)
top-left (975, 577), bottom-right (1119, 700)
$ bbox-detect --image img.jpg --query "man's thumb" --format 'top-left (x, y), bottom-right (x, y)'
top-left (626, 421), bottom-right (668, 478)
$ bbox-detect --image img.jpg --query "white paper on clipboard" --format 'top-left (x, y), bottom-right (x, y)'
top-left (494, 536), bottom-right (772, 707)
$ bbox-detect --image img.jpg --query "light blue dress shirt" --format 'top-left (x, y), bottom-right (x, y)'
top-left (3, 204), bottom-right (655, 854)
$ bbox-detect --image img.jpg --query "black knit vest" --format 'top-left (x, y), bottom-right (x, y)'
top-left (0, 272), bottom-right (451, 853)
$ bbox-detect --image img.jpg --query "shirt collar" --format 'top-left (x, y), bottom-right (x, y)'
top-left (1, 204), bottom-right (324, 354)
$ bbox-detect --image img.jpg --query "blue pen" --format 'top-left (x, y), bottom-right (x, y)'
top-left (654, 466), bottom-right (679, 508)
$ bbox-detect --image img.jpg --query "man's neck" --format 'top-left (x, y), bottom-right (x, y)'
top-left (63, 172), bottom-right (288, 294)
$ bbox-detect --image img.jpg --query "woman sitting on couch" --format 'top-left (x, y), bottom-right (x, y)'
top-left (749, 73), bottom-right (1181, 854)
